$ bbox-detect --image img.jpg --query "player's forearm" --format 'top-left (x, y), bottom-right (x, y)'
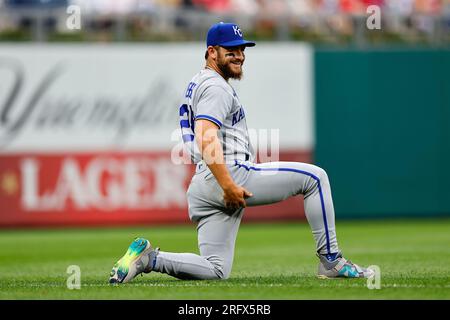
top-left (208, 164), bottom-right (235, 191)
top-left (200, 136), bottom-right (235, 190)
top-left (195, 122), bottom-right (236, 190)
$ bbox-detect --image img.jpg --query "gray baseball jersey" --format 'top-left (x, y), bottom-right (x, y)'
top-left (179, 68), bottom-right (254, 166)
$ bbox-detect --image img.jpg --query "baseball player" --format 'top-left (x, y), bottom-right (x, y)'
top-left (109, 22), bottom-right (375, 283)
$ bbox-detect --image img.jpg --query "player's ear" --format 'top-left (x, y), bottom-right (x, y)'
top-left (207, 46), bottom-right (218, 61)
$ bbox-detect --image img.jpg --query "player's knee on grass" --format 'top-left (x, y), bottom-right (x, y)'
top-left (206, 255), bottom-right (232, 280)
top-left (220, 266), bottom-right (232, 280)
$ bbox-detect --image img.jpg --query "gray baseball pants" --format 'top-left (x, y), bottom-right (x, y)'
top-left (152, 160), bottom-right (339, 280)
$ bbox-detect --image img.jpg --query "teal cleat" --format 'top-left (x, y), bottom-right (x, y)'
top-left (109, 237), bottom-right (158, 284)
top-left (317, 252), bottom-right (375, 279)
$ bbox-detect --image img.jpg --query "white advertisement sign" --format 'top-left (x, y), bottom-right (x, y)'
top-left (0, 43), bottom-right (313, 153)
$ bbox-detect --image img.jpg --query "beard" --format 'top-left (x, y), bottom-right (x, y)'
top-left (217, 55), bottom-right (243, 80)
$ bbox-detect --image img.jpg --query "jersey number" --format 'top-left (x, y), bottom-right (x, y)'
top-left (179, 104), bottom-right (195, 142)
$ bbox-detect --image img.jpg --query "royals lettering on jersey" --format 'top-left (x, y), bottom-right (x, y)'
top-left (232, 107), bottom-right (245, 126)
top-left (179, 68), bottom-right (254, 164)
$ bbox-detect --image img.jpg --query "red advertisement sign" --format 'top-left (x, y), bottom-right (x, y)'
top-left (0, 151), bottom-right (308, 227)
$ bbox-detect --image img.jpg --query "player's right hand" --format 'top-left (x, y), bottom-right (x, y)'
top-left (223, 184), bottom-right (253, 210)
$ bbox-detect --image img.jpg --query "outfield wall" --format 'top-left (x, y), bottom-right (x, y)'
top-left (314, 49), bottom-right (450, 218)
top-left (0, 43), bottom-right (313, 227)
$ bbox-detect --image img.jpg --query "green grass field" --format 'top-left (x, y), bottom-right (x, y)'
top-left (0, 218), bottom-right (449, 299)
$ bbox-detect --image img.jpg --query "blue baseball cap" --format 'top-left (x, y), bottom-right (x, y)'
top-left (206, 22), bottom-right (256, 48)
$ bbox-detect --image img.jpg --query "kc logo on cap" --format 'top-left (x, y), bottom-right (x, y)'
top-left (232, 25), bottom-right (243, 37)
top-left (206, 22), bottom-right (256, 48)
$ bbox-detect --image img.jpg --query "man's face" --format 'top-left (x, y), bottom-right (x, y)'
top-left (216, 46), bottom-right (246, 80)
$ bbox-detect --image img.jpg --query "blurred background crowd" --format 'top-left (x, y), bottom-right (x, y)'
top-left (0, 0), bottom-right (449, 46)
